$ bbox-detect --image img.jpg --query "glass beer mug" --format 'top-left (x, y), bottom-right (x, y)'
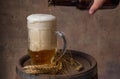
top-left (27, 14), bottom-right (66, 65)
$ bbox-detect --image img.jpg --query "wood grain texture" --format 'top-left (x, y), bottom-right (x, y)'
top-left (0, 0), bottom-right (120, 79)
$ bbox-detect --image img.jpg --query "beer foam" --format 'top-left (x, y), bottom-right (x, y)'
top-left (27, 14), bottom-right (56, 23)
top-left (27, 14), bottom-right (57, 51)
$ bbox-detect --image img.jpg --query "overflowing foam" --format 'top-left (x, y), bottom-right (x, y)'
top-left (27, 14), bottom-right (56, 23)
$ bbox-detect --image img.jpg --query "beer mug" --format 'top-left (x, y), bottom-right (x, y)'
top-left (27, 14), bottom-right (66, 65)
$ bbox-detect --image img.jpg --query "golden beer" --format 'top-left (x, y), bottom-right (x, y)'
top-left (29, 49), bottom-right (56, 65)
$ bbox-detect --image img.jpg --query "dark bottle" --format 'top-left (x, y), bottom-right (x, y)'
top-left (48, 0), bottom-right (119, 10)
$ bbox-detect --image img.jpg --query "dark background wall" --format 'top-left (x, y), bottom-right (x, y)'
top-left (0, 0), bottom-right (120, 79)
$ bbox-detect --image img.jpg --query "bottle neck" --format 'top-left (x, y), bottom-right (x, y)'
top-left (48, 0), bottom-right (79, 6)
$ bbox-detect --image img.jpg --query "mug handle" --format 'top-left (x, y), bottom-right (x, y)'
top-left (55, 31), bottom-right (67, 61)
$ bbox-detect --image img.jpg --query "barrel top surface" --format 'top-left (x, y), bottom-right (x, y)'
top-left (16, 50), bottom-right (97, 79)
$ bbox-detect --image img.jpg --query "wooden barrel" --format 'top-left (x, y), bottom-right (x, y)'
top-left (16, 50), bottom-right (98, 79)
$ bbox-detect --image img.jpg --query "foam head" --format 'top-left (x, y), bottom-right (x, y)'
top-left (27, 14), bottom-right (56, 23)
top-left (27, 14), bottom-right (57, 51)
